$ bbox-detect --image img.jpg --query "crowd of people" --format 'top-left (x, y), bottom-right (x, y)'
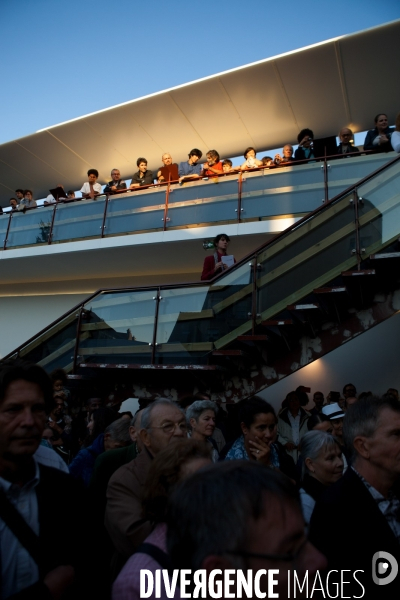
top-left (1, 357), bottom-right (400, 599)
top-left (5, 112), bottom-right (399, 213)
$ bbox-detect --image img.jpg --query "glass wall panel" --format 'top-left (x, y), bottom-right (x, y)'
top-left (241, 164), bottom-right (324, 221)
top-left (256, 194), bottom-right (357, 321)
top-left (155, 286), bottom-right (210, 362)
top-left (327, 153), bottom-right (395, 200)
top-left (78, 290), bottom-right (157, 364)
top-left (356, 158), bottom-right (400, 255)
top-left (104, 188), bottom-right (166, 236)
top-left (51, 197), bottom-right (106, 243)
top-left (0, 213), bottom-right (10, 249)
top-left (167, 178), bottom-right (239, 228)
top-left (154, 262), bottom-right (254, 362)
top-left (18, 312), bottom-right (79, 374)
top-left (6, 207), bottom-right (54, 248)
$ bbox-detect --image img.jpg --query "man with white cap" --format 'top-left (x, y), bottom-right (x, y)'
top-left (322, 403), bottom-right (347, 470)
top-left (322, 402), bottom-right (345, 446)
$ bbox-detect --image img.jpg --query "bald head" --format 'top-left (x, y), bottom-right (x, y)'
top-left (162, 154), bottom-right (172, 165)
top-left (339, 128), bottom-right (353, 142)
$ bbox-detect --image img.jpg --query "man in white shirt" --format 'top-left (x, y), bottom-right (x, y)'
top-left (80, 169), bottom-right (103, 199)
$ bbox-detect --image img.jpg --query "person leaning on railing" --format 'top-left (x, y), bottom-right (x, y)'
top-left (81, 168), bottom-right (103, 199)
top-left (178, 148), bottom-right (203, 184)
top-left (202, 149), bottom-right (224, 177)
top-left (17, 189), bottom-right (37, 211)
top-left (240, 146), bottom-right (262, 170)
top-left (363, 113), bottom-right (394, 153)
top-left (104, 168), bottom-right (127, 194)
top-left (157, 153), bottom-right (179, 183)
top-left (336, 127), bottom-right (360, 156)
top-left (391, 111), bottom-right (400, 153)
top-left (274, 144), bottom-right (294, 165)
top-left (129, 158), bottom-right (154, 188)
top-left (9, 198), bottom-right (18, 210)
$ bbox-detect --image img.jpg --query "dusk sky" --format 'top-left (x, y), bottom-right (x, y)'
top-left (1, 0), bottom-right (399, 145)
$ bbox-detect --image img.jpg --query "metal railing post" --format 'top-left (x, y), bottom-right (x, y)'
top-left (4, 213), bottom-right (12, 250)
top-left (48, 204), bottom-right (57, 245)
top-left (72, 305), bottom-right (84, 374)
top-left (150, 289), bottom-right (161, 364)
top-left (251, 258), bottom-right (258, 334)
top-left (101, 194), bottom-right (109, 238)
top-left (323, 154), bottom-right (329, 204)
top-left (163, 183), bottom-right (170, 232)
top-left (237, 171), bottom-right (243, 222)
top-left (353, 188), bottom-right (362, 271)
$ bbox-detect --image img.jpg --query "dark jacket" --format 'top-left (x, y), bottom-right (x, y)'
top-left (6, 465), bottom-right (87, 599)
top-left (69, 433), bottom-right (105, 487)
top-left (104, 179), bottom-right (127, 194)
top-left (89, 443), bottom-right (137, 521)
top-left (294, 146), bottom-right (316, 162)
top-left (363, 126), bottom-right (394, 152)
top-left (336, 142), bottom-right (360, 156)
top-left (130, 170), bottom-right (154, 186)
top-left (309, 467), bottom-right (400, 598)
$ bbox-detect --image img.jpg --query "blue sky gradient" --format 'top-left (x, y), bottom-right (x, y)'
top-left (1, 0), bottom-right (399, 144)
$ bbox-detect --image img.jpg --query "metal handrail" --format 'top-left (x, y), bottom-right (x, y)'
top-left (1, 150), bottom-right (391, 251)
top-left (5, 152), bottom-right (400, 362)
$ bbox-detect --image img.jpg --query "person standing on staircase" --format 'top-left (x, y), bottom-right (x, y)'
top-left (201, 233), bottom-right (235, 280)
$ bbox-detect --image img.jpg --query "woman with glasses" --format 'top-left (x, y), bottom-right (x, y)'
top-left (223, 396), bottom-right (297, 482)
top-left (186, 400), bottom-right (219, 462)
top-left (299, 430), bottom-right (344, 531)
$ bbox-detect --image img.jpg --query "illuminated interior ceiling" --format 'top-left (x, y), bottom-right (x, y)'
top-left (0, 19), bottom-right (399, 206)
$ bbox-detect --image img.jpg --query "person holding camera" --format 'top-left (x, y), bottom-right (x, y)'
top-left (294, 128), bottom-right (315, 162)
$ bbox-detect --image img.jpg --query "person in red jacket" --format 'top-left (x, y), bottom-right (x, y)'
top-left (201, 233), bottom-right (235, 280)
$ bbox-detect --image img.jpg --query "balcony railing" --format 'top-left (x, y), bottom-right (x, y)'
top-left (0, 152), bottom-right (395, 251)
top-left (6, 153), bottom-right (400, 374)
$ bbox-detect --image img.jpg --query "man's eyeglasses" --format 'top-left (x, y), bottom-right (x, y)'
top-left (150, 422), bottom-right (188, 434)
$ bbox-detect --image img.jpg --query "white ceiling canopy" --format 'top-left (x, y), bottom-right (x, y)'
top-left (0, 20), bottom-right (399, 206)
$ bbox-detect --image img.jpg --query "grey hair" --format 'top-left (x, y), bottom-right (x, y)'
top-left (343, 395), bottom-right (400, 463)
top-left (130, 408), bottom-right (142, 428)
top-left (167, 461), bottom-right (299, 571)
top-left (141, 398), bottom-right (184, 431)
top-left (299, 430), bottom-right (340, 481)
top-left (186, 400), bottom-right (217, 430)
top-left (104, 417), bottom-right (131, 444)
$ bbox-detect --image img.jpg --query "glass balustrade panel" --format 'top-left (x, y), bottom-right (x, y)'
top-left (356, 158), bottom-right (400, 256)
top-left (6, 207), bottom-right (54, 248)
top-left (18, 312), bottom-right (79, 374)
top-left (104, 188), bottom-right (166, 236)
top-left (77, 290), bottom-right (158, 365)
top-left (51, 197), bottom-right (106, 243)
top-left (166, 178), bottom-right (239, 229)
top-left (155, 261), bottom-right (255, 362)
top-left (0, 213), bottom-right (10, 249)
top-left (256, 194), bottom-right (357, 321)
top-left (241, 164), bottom-right (324, 221)
top-left (327, 153), bottom-right (396, 200)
